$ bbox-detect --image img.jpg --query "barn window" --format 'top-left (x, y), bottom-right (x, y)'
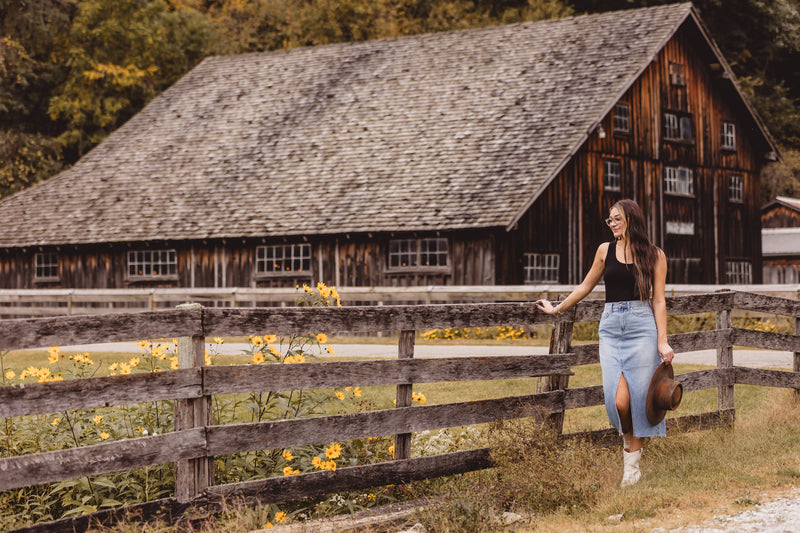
top-left (729, 174), bottom-right (743, 203)
top-left (256, 244), bottom-right (311, 274)
top-left (726, 260), bottom-right (752, 284)
top-left (663, 166), bottom-right (694, 196)
top-left (388, 238), bottom-right (448, 269)
top-left (721, 122), bottom-right (736, 150)
top-left (663, 112), bottom-right (692, 141)
top-left (34, 252), bottom-right (59, 281)
top-left (669, 62), bottom-right (685, 86)
top-left (604, 159), bottom-right (622, 191)
top-left (524, 253), bottom-right (559, 283)
top-left (127, 250), bottom-right (177, 279)
top-left (613, 104), bottom-right (630, 133)
top-left (666, 221), bottom-right (695, 235)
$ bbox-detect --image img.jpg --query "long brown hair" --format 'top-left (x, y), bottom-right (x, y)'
top-left (611, 199), bottom-right (659, 301)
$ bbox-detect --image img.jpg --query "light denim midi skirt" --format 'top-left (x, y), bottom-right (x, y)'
top-left (598, 300), bottom-right (666, 438)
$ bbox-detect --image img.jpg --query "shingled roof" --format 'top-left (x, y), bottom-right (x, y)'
top-left (0, 2), bottom-right (758, 247)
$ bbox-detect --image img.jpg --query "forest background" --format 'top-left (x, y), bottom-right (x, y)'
top-left (2, 0), bottom-right (799, 203)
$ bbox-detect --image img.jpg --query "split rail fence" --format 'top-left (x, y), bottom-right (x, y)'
top-left (0, 290), bottom-right (799, 532)
top-left (1, 284), bottom-right (800, 317)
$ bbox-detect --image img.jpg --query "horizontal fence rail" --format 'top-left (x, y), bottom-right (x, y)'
top-left (0, 291), bottom-right (798, 532)
top-left (1, 284), bottom-right (799, 317)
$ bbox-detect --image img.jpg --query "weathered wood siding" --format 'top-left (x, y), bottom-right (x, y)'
top-left (508, 22), bottom-right (767, 284)
top-left (0, 231), bottom-right (497, 290)
top-left (762, 205), bottom-right (800, 228)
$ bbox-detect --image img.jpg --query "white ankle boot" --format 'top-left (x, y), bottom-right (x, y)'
top-left (621, 448), bottom-right (642, 487)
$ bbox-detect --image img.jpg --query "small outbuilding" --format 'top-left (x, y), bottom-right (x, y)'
top-left (0, 2), bottom-right (779, 290)
top-left (761, 196), bottom-right (800, 284)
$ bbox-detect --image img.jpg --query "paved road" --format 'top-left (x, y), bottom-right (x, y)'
top-left (49, 342), bottom-right (795, 368)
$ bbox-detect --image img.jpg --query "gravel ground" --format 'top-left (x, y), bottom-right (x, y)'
top-left (654, 489), bottom-right (800, 532)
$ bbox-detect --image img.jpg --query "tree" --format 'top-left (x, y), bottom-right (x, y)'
top-left (48, 0), bottom-right (212, 158)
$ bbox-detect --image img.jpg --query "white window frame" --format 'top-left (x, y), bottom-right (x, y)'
top-left (663, 112), bottom-right (693, 141)
top-left (387, 238), bottom-right (449, 270)
top-left (604, 159), bottom-right (622, 191)
top-left (524, 253), bottom-right (560, 283)
top-left (127, 249), bottom-right (178, 280)
top-left (664, 166), bottom-right (694, 197)
top-left (34, 252), bottom-right (59, 281)
top-left (669, 62), bottom-right (685, 86)
top-left (613, 104), bottom-right (630, 133)
top-left (721, 122), bottom-right (736, 150)
top-left (726, 260), bottom-right (752, 284)
top-left (729, 174), bottom-right (743, 203)
top-left (255, 243), bottom-right (311, 276)
top-left (666, 221), bottom-right (695, 235)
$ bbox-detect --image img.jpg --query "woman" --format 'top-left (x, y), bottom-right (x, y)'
top-left (535, 198), bottom-right (674, 487)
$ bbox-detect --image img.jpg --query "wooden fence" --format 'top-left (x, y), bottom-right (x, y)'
top-left (2, 284), bottom-right (800, 316)
top-left (0, 290), bottom-right (799, 532)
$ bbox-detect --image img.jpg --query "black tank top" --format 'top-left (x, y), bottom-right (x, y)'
top-left (604, 240), bottom-right (638, 302)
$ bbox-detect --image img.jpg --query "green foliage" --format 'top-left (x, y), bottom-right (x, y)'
top-left (0, 129), bottom-right (63, 198)
top-left (421, 325), bottom-right (533, 341)
top-left (48, 0), bottom-right (212, 157)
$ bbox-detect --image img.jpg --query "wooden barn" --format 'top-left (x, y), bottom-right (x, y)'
top-left (762, 196), bottom-right (800, 284)
top-left (0, 2), bottom-right (779, 290)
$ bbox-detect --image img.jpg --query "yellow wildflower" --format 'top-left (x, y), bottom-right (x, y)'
top-left (119, 362), bottom-right (131, 375)
top-left (263, 523), bottom-right (273, 529)
top-left (331, 287), bottom-right (341, 306)
top-left (335, 391), bottom-right (345, 400)
top-left (108, 363), bottom-right (118, 372)
top-left (275, 511), bottom-right (287, 523)
top-left (137, 340), bottom-right (149, 349)
top-left (269, 345), bottom-right (280, 357)
top-left (128, 357), bottom-right (140, 367)
top-left (353, 387), bottom-right (362, 398)
top-left (389, 444), bottom-right (395, 458)
top-left (417, 393), bottom-right (427, 404)
top-left (92, 415), bottom-right (104, 424)
top-left (170, 356), bottom-right (179, 370)
top-left (172, 338), bottom-right (179, 346)
top-left (205, 353), bottom-right (213, 366)
top-left (252, 336), bottom-right (263, 346)
top-left (252, 352), bottom-right (265, 364)
top-left (5, 370), bottom-right (15, 380)
top-left (283, 466), bottom-right (295, 476)
top-left (284, 355), bottom-right (296, 364)
top-left (316, 333), bottom-right (328, 344)
top-left (302, 283), bottom-right (312, 293)
top-left (264, 334), bottom-right (277, 344)
top-left (282, 449), bottom-right (293, 461)
top-left (312, 456), bottom-right (322, 468)
top-left (47, 346), bottom-right (60, 359)
top-left (290, 353), bottom-right (305, 364)
top-left (368, 493), bottom-right (375, 500)
top-left (213, 337), bottom-right (224, 344)
top-left (322, 460), bottom-right (337, 471)
top-left (325, 443), bottom-right (342, 459)
top-left (326, 345), bottom-right (335, 354)
top-left (51, 418), bottom-right (60, 426)
top-left (100, 432), bottom-right (110, 440)
top-left (48, 353), bottom-right (59, 364)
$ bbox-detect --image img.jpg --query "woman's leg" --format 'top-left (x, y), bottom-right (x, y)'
top-left (616, 374), bottom-right (643, 452)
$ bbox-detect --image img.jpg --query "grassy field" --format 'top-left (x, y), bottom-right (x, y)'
top-left (3, 343), bottom-right (800, 532)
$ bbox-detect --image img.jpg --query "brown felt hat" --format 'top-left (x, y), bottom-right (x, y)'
top-left (646, 362), bottom-right (683, 425)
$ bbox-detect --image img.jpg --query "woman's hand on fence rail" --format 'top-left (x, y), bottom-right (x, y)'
top-left (535, 299), bottom-right (559, 315)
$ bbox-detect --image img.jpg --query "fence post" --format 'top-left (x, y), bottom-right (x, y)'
top-left (715, 307), bottom-right (734, 410)
top-left (544, 317), bottom-right (573, 434)
top-left (394, 330), bottom-right (415, 460)
top-left (175, 303), bottom-right (212, 503)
